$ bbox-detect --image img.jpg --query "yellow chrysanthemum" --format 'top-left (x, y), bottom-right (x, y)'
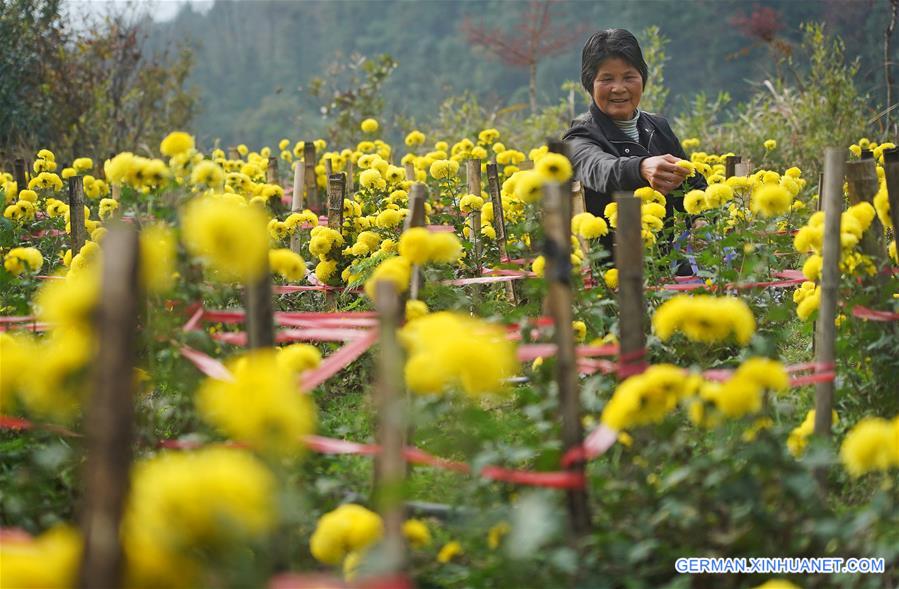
top-left (180, 197), bottom-right (269, 282)
top-left (196, 350), bottom-right (316, 454)
top-left (160, 131), bottom-right (195, 157)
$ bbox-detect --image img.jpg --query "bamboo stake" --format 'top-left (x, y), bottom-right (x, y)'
top-left (324, 173), bottom-right (346, 311)
top-left (614, 193), bottom-right (645, 380)
top-left (78, 224), bottom-right (139, 589)
top-left (571, 181), bottom-right (587, 216)
top-left (814, 147), bottom-right (844, 440)
top-left (13, 158), bottom-right (27, 195)
top-left (884, 148), bottom-right (899, 238)
top-left (845, 158), bottom-right (886, 268)
top-left (724, 155), bottom-right (741, 179)
top-left (327, 173), bottom-right (346, 231)
top-left (466, 159), bottom-right (482, 305)
top-left (404, 162), bottom-right (416, 182)
top-left (404, 183), bottom-right (427, 231)
top-left (404, 183), bottom-right (428, 300)
top-left (345, 158), bottom-right (355, 198)
top-left (372, 280), bottom-right (406, 572)
top-left (303, 142), bottom-right (318, 213)
top-left (245, 256), bottom-right (275, 349)
top-left (323, 157), bottom-right (333, 179)
top-left (466, 159), bottom-right (482, 264)
top-left (266, 156), bottom-right (279, 184)
top-left (228, 147), bottom-right (240, 161)
top-left (68, 176), bottom-right (87, 256)
top-left (290, 164), bottom-right (305, 255)
top-left (485, 163), bottom-right (517, 304)
top-left (542, 181), bottom-right (591, 537)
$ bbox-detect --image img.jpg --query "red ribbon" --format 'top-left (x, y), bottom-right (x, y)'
top-left (852, 305), bottom-right (899, 322)
top-left (269, 572), bottom-right (413, 589)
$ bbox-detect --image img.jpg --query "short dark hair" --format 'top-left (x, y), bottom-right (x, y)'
top-left (580, 29), bottom-right (648, 93)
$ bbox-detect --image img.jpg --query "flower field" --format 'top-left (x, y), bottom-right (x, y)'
top-left (1, 125), bottom-right (898, 589)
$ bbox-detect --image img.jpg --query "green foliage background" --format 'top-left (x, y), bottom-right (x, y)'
top-left (144, 0), bottom-right (894, 147)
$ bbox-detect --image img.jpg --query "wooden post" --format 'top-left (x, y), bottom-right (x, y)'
top-left (542, 182), bottom-right (591, 536)
top-left (845, 159), bottom-right (886, 265)
top-left (725, 155), bottom-right (741, 179)
top-left (860, 149), bottom-right (874, 160)
top-left (465, 159), bottom-right (482, 306)
top-left (734, 161), bottom-right (752, 176)
top-left (345, 158), bottom-right (355, 198)
top-left (290, 164), bottom-right (305, 255)
top-left (228, 147), bottom-right (240, 161)
top-left (291, 163), bottom-right (305, 211)
top-left (614, 193), bottom-right (646, 380)
top-left (266, 156), bottom-right (279, 184)
top-left (245, 259), bottom-right (275, 349)
top-left (486, 163), bottom-right (517, 304)
top-left (403, 183), bottom-right (427, 231)
top-left (883, 148), bottom-right (899, 237)
top-left (466, 159), bottom-right (482, 267)
top-left (303, 142), bottom-right (318, 213)
top-left (814, 147), bottom-right (844, 440)
top-left (324, 173), bottom-right (346, 311)
top-left (78, 224), bottom-right (139, 589)
top-left (571, 181), bottom-right (587, 216)
top-left (404, 183), bottom-right (428, 299)
top-left (323, 157), bottom-right (333, 179)
top-left (404, 162), bottom-right (416, 182)
top-left (13, 158), bottom-right (27, 193)
top-left (68, 176), bottom-right (87, 255)
top-left (327, 173), bottom-right (346, 231)
top-left (372, 280), bottom-right (406, 572)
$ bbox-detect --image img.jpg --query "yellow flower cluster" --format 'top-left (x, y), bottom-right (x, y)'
top-left (688, 358), bottom-right (789, 426)
top-left (364, 255), bottom-right (411, 299)
top-left (27, 171), bottom-right (63, 192)
top-left (360, 118), bottom-right (379, 133)
top-left (2, 270), bottom-right (99, 421)
top-left (160, 130), bottom-right (195, 157)
top-left (124, 447), bottom-right (275, 588)
top-left (792, 200), bottom-right (879, 320)
top-left (269, 248), bottom-right (306, 281)
top-left (397, 227), bottom-right (463, 265)
top-left (571, 212), bottom-right (608, 240)
top-left (0, 525), bottom-right (82, 589)
top-left (139, 224), bottom-right (178, 293)
top-left (601, 365), bottom-right (698, 430)
top-left (652, 295), bottom-right (756, 345)
top-left (105, 152), bottom-right (170, 190)
top-left (787, 409), bottom-right (838, 457)
top-left (839, 415), bottom-right (899, 477)
top-left (400, 312), bottom-right (517, 396)
top-left (181, 196), bottom-right (270, 282)
top-left (277, 343), bottom-right (322, 374)
top-left (310, 503), bottom-right (383, 565)
top-left (3, 246), bottom-right (43, 275)
top-left (196, 350), bottom-right (316, 455)
top-left (405, 130), bottom-right (426, 146)
top-left (793, 281), bottom-right (820, 321)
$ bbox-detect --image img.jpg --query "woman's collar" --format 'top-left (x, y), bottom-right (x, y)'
top-left (590, 102), bottom-right (642, 140)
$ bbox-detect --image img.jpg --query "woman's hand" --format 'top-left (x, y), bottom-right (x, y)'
top-left (640, 154), bottom-right (689, 194)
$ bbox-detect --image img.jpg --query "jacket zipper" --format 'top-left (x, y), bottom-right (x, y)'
top-left (609, 129), bottom-right (656, 153)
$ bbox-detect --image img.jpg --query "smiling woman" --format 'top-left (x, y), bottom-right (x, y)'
top-left (563, 29), bottom-right (706, 271)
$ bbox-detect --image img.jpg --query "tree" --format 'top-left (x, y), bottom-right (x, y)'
top-left (461, 0), bottom-right (585, 114)
top-left (884, 0), bottom-right (898, 133)
top-left (0, 0), bottom-right (197, 164)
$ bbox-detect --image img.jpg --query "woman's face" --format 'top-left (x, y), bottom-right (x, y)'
top-left (592, 57), bottom-right (643, 121)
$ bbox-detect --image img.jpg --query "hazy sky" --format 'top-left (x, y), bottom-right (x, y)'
top-left (64, 0), bottom-right (213, 26)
